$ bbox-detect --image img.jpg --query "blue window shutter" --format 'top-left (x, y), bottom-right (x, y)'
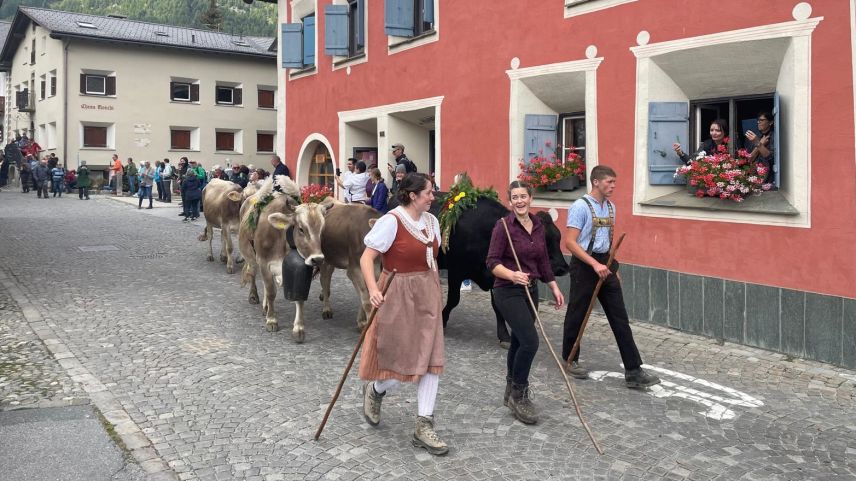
top-left (281, 23), bottom-right (304, 69)
top-left (303, 15), bottom-right (315, 66)
top-left (647, 102), bottom-right (689, 185)
top-left (357, 0), bottom-right (365, 47)
top-left (423, 0), bottom-right (434, 24)
top-left (324, 5), bottom-right (349, 56)
top-left (385, 0), bottom-right (415, 37)
top-left (524, 114), bottom-right (558, 163)
top-left (772, 91), bottom-right (780, 188)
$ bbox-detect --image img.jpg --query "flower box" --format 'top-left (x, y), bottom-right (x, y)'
top-left (674, 143), bottom-right (772, 203)
top-left (545, 175), bottom-right (580, 192)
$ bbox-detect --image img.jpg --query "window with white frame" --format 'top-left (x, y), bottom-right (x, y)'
top-left (215, 129), bottom-right (243, 153)
top-left (170, 78), bottom-right (199, 102)
top-left (170, 127), bottom-right (200, 151)
top-left (564, 0), bottom-right (638, 19)
top-left (49, 70), bottom-right (56, 97)
top-left (215, 83), bottom-right (242, 106)
top-left (631, 15), bottom-right (821, 225)
top-left (507, 58), bottom-right (601, 205)
top-left (324, 0), bottom-right (365, 61)
top-left (385, 0), bottom-right (438, 52)
top-left (80, 122), bottom-right (114, 149)
top-left (47, 122), bottom-right (56, 149)
top-left (282, 3), bottom-right (317, 72)
top-left (80, 71), bottom-right (115, 96)
top-left (39, 74), bottom-right (46, 100)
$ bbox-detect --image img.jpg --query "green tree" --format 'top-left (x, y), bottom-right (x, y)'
top-left (198, 0), bottom-right (224, 31)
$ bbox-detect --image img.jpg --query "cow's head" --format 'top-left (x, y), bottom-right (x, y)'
top-left (535, 211), bottom-right (570, 277)
top-left (268, 197), bottom-right (334, 267)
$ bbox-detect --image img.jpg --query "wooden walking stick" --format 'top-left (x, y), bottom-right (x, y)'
top-left (500, 219), bottom-right (603, 455)
top-left (314, 270), bottom-right (397, 441)
top-left (565, 233), bottom-right (626, 366)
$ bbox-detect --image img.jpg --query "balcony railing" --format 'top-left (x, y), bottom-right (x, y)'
top-left (16, 89), bottom-right (34, 113)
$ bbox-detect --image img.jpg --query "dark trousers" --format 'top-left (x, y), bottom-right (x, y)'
top-left (138, 185), bottom-right (152, 208)
top-left (156, 180), bottom-right (163, 200)
top-left (78, 187), bottom-right (89, 199)
top-left (186, 199), bottom-right (200, 218)
top-left (161, 179), bottom-right (172, 202)
top-left (562, 256), bottom-right (643, 371)
top-left (36, 180), bottom-right (49, 198)
top-left (494, 284), bottom-right (540, 386)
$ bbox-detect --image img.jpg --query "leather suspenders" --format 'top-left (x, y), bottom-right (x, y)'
top-left (580, 197), bottom-right (614, 255)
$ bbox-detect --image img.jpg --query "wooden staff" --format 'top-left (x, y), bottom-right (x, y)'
top-left (314, 270), bottom-right (397, 441)
top-left (500, 219), bottom-right (603, 455)
top-left (565, 233), bottom-right (626, 366)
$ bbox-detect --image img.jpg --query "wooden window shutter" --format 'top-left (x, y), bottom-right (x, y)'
top-left (324, 4), bottom-right (349, 56)
top-left (169, 81), bottom-right (175, 100)
top-left (281, 23), bottom-right (304, 69)
top-left (384, 0), bottom-right (415, 37)
top-left (647, 102), bottom-right (689, 185)
top-left (84, 126), bottom-right (107, 147)
top-left (190, 83), bottom-right (199, 102)
top-left (258, 89), bottom-right (274, 109)
top-left (523, 114), bottom-right (558, 163)
top-left (216, 132), bottom-right (234, 151)
top-left (106, 76), bottom-right (116, 96)
top-left (50, 76), bottom-right (56, 96)
top-left (171, 130), bottom-right (191, 150)
top-left (257, 133), bottom-right (273, 152)
top-left (79, 74), bottom-right (86, 94)
top-left (302, 15), bottom-right (315, 66)
top-left (233, 87), bottom-right (242, 106)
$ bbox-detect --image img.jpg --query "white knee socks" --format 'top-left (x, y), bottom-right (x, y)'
top-left (373, 379), bottom-right (400, 394)
top-left (417, 373), bottom-right (439, 417)
top-left (372, 374), bottom-right (439, 417)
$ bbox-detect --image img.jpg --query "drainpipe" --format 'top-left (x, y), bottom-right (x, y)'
top-left (63, 39), bottom-right (69, 169)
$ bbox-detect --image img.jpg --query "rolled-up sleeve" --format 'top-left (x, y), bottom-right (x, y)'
top-left (485, 221), bottom-right (507, 273)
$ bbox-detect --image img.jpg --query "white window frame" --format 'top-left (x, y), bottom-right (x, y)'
top-left (564, 0), bottom-right (637, 19)
top-left (172, 82), bottom-right (191, 102)
top-left (215, 86), bottom-right (234, 105)
top-left (630, 15), bottom-right (822, 228)
top-left (85, 74), bottom-right (106, 95)
top-left (288, 0), bottom-right (318, 81)
top-left (48, 70), bottom-right (57, 97)
top-left (387, 0), bottom-right (439, 56)
top-left (79, 121), bottom-right (115, 150)
top-left (506, 55), bottom-right (602, 209)
top-left (47, 122), bottom-right (56, 149)
top-left (331, 0), bottom-right (369, 71)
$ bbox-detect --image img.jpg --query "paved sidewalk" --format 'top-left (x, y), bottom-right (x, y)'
top-left (0, 190), bottom-right (854, 480)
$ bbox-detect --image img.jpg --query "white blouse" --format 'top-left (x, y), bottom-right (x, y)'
top-left (364, 206), bottom-right (441, 253)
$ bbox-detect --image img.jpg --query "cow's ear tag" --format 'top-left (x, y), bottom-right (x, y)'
top-left (271, 220), bottom-right (288, 229)
top-left (250, 197), bottom-right (258, 205)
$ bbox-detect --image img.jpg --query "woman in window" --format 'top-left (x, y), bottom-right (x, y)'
top-left (672, 119), bottom-right (729, 163)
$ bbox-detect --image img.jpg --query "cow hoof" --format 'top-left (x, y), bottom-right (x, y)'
top-left (322, 309), bottom-right (333, 319)
top-left (226, 265), bottom-right (234, 275)
top-left (197, 234), bottom-right (208, 241)
top-left (292, 330), bottom-right (305, 343)
top-left (266, 321), bottom-right (279, 332)
top-left (236, 257), bottom-right (245, 264)
top-left (249, 295), bottom-right (260, 304)
top-left (499, 340), bottom-right (511, 350)
top-left (207, 255), bottom-right (214, 262)
top-left (220, 255), bottom-right (227, 263)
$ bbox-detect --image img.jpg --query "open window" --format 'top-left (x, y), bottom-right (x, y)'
top-left (508, 57), bottom-right (601, 206)
top-left (385, 0), bottom-right (438, 53)
top-left (282, 11), bottom-right (316, 75)
top-left (631, 16), bottom-right (819, 225)
top-left (80, 71), bottom-right (115, 97)
top-left (325, 0), bottom-right (365, 62)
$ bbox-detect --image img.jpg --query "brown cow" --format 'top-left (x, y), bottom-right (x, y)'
top-left (238, 176), bottom-right (332, 336)
top-left (198, 179), bottom-right (243, 274)
top-left (313, 203), bottom-right (382, 335)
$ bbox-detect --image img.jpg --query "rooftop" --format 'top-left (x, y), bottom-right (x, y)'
top-left (0, 7), bottom-right (276, 69)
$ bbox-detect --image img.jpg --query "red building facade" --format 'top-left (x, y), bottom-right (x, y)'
top-left (274, 0), bottom-right (856, 367)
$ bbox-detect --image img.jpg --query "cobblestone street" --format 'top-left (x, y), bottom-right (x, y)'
top-left (1, 191), bottom-right (855, 481)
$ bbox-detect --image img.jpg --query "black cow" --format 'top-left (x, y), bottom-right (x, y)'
top-left (432, 196), bottom-right (569, 345)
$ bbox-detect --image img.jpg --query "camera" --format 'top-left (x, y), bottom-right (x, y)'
top-left (335, 168), bottom-right (341, 176)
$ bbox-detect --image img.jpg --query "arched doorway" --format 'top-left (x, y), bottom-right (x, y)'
top-left (308, 143), bottom-right (334, 189)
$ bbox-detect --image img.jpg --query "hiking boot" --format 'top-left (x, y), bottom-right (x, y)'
top-left (412, 415), bottom-right (449, 456)
top-left (625, 367), bottom-right (661, 389)
top-left (564, 361), bottom-right (589, 380)
top-left (503, 376), bottom-right (512, 407)
top-left (508, 383), bottom-right (538, 425)
top-left (362, 382), bottom-right (384, 426)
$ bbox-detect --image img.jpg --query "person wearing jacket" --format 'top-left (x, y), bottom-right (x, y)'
top-left (368, 168), bottom-right (389, 213)
top-left (50, 164), bottom-right (65, 197)
top-left (125, 158), bottom-right (138, 196)
top-left (76, 161), bottom-right (91, 200)
top-left (181, 170), bottom-right (203, 221)
top-left (137, 160), bottom-right (155, 209)
top-left (32, 158), bottom-right (50, 198)
top-left (19, 160), bottom-right (31, 193)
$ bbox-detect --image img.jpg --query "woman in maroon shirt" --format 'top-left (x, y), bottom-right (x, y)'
top-left (486, 180), bottom-right (564, 425)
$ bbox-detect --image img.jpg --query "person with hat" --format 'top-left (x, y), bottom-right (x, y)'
top-left (390, 163), bottom-right (407, 200)
top-left (389, 143), bottom-right (417, 174)
top-left (76, 161), bottom-right (91, 200)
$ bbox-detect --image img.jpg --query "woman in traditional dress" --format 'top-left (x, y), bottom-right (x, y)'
top-left (486, 180), bottom-right (565, 425)
top-left (358, 173), bottom-right (448, 456)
